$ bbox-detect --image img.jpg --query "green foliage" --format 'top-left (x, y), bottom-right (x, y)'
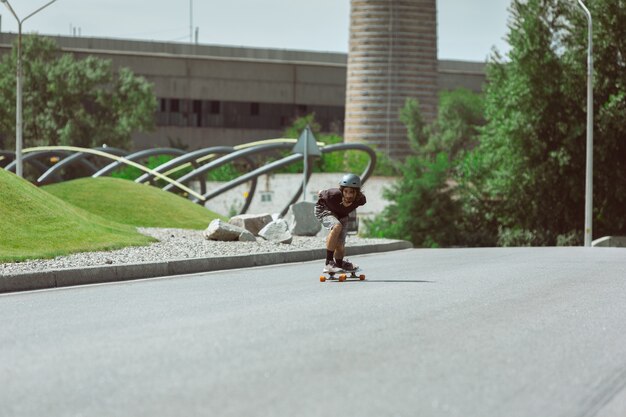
top-left (0, 35), bottom-right (156, 151)
top-left (366, 0), bottom-right (626, 247)
top-left (425, 88), bottom-right (485, 159)
top-left (205, 163), bottom-right (247, 182)
top-left (399, 98), bottom-right (428, 149)
top-left (469, 0), bottom-right (626, 244)
top-left (282, 113), bottom-right (322, 139)
top-left (365, 153), bottom-right (461, 248)
top-left (366, 90), bottom-right (488, 247)
top-left (473, 0), bottom-right (580, 244)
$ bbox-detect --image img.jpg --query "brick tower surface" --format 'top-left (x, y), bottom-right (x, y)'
top-left (344, 0), bottom-right (438, 159)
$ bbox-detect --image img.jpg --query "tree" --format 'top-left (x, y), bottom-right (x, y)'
top-left (399, 98), bottom-right (428, 150)
top-left (366, 152), bottom-right (461, 248)
top-left (564, 0), bottom-right (626, 237)
top-left (425, 88), bottom-right (485, 160)
top-left (365, 93), bottom-right (485, 247)
top-left (469, 0), bottom-right (626, 245)
top-left (0, 35), bottom-right (156, 151)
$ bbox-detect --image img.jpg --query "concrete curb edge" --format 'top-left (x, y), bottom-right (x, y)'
top-left (0, 240), bottom-right (413, 294)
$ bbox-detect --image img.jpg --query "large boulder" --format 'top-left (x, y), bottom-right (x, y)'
top-left (284, 201), bottom-right (321, 236)
top-left (204, 219), bottom-right (256, 242)
top-left (258, 219), bottom-right (293, 244)
top-left (229, 213), bottom-right (273, 236)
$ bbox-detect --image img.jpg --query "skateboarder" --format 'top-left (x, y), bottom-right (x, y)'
top-left (315, 173), bottom-right (367, 273)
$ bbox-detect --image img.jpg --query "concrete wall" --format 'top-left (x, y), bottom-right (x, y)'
top-left (0, 33), bottom-right (486, 154)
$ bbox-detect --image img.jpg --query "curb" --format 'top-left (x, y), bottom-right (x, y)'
top-left (0, 240), bottom-right (412, 294)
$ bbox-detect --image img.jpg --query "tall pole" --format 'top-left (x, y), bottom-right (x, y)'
top-left (16, 20), bottom-right (22, 178)
top-left (576, 0), bottom-right (593, 247)
top-left (0, 0), bottom-right (59, 178)
top-left (189, 0), bottom-right (193, 43)
top-left (303, 128), bottom-right (308, 202)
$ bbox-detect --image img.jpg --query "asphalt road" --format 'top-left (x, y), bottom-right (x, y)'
top-left (2, 247), bottom-right (626, 417)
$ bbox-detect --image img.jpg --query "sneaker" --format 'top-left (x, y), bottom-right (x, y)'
top-left (341, 259), bottom-right (358, 271)
top-left (323, 260), bottom-right (343, 273)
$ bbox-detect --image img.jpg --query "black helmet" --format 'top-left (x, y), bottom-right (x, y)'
top-left (339, 173), bottom-right (361, 188)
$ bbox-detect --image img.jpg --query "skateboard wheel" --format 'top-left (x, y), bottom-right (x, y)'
top-left (320, 276), bottom-right (326, 282)
top-left (339, 274), bottom-right (347, 282)
top-left (359, 274), bottom-right (366, 280)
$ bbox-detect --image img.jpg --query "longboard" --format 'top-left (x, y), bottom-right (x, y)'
top-left (320, 267), bottom-right (365, 282)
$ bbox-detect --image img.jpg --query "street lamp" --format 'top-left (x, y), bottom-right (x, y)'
top-left (0, 0), bottom-right (59, 178)
top-left (573, 0), bottom-right (593, 247)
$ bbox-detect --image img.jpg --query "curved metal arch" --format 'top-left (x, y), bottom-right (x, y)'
top-left (134, 146), bottom-right (237, 198)
top-left (319, 143), bottom-right (377, 185)
top-left (194, 142), bottom-right (377, 217)
top-left (37, 146), bottom-right (128, 184)
top-left (6, 150), bottom-right (81, 182)
top-left (4, 140), bottom-right (378, 219)
top-left (158, 138), bottom-right (320, 179)
top-left (0, 151), bottom-right (16, 168)
top-left (135, 146), bottom-right (235, 184)
top-left (22, 146), bottom-right (205, 201)
top-left (161, 142), bottom-right (301, 212)
top-left (162, 142), bottom-right (295, 193)
top-left (8, 157), bottom-right (52, 179)
top-left (92, 148), bottom-right (187, 178)
top-left (199, 153), bottom-right (303, 206)
top-left (161, 145), bottom-right (293, 213)
top-left (136, 145), bottom-right (260, 213)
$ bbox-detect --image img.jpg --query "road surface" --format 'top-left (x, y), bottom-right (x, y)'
top-left (1, 247), bottom-right (625, 417)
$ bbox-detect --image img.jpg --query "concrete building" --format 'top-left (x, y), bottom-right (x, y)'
top-left (0, 33), bottom-right (485, 154)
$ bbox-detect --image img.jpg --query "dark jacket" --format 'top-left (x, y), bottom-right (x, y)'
top-left (315, 188), bottom-right (366, 219)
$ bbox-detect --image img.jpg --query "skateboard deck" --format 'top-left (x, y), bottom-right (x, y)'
top-left (320, 267), bottom-right (365, 282)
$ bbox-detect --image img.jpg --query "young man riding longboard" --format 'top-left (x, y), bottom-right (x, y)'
top-left (314, 173), bottom-right (367, 274)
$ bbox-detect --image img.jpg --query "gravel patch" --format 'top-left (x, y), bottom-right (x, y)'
top-left (1, 227), bottom-right (397, 276)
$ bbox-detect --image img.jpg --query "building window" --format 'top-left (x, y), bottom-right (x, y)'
top-left (193, 100), bottom-right (202, 113)
top-left (250, 102), bottom-right (260, 116)
top-left (160, 98), bottom-right (167, 112)
top-left (210, 100), bottom-right (220, 114)
top-left (170, 99), bottom-right (180, 113)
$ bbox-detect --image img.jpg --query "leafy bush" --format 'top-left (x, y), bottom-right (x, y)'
top-left (364, 153), bottom-right (460, 248)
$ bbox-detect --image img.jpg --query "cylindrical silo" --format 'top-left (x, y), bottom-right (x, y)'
top-left (344, 0), bottom-right (438, 159)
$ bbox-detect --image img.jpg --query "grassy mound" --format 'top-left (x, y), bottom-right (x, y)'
top-left (0, 169), bottom-right (154, 263)
top-left (43, 177), bottom-right (224, 230)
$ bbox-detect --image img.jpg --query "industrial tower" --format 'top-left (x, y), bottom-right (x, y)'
top-left (344, 0), bottom-right (438, 159)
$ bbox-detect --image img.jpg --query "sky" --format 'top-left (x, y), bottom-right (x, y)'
top-left (0, 0), bottom-right (512, 62)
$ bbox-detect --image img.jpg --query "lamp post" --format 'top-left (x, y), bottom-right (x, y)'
top-left (0, 0), bottom-right (58, 178)
top-left (573, 0), bottom-right (593, 247)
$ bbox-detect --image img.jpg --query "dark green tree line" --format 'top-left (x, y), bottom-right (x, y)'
top-left (473, 0), bottom-right (626, 244)
top-left (367, 0), bottom-right (626, 247)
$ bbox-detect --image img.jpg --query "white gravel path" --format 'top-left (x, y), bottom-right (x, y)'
top-left (0, 228), bottom-right (395, 276)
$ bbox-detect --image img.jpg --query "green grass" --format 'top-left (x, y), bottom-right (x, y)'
top-left (0, 169), bottom-right (155, 263)
top-left (43, 177), bottom-right (225, 229)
